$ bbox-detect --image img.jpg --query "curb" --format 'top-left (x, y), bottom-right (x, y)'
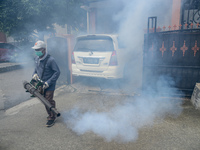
top-left (0, 63), bottom-right (23, 73)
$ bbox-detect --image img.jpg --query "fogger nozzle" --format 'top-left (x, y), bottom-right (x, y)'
top-left (23, 80), bottom-right (61, 117)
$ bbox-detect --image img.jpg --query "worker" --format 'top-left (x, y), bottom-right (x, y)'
top-left (32, 40), bottom-right (60, 127)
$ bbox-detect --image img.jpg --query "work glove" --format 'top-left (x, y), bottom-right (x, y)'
top-left (32, 74), bottom-right (39, 81)
top-left (43, 82), bottom-right (49, 90)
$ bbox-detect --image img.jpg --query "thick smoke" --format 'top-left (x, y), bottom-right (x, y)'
top-left (63, 0), bottom-right (183, 143)
top-left (114, 0), bottom-right (173, 88)
top-left (64, 75), bottom-right (182, 142)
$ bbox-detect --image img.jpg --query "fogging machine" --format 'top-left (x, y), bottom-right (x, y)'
top-left (23, 80), bottom-right (60, 117)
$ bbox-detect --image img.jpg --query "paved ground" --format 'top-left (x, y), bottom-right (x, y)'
top-left (0, 83), bottom-right (200, 150)
top-left (71, 76), bottom-right (139, 97)
top-left (0, 62), bottom-right (35, 110)
top-left (1, 62), bottom-right (200, 150)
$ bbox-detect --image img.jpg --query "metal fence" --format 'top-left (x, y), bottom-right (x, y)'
top-left (143, 17), bottom-right (200, 96)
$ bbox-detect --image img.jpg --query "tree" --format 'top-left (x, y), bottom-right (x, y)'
top-left (0, 0), bottom-right (86, 41)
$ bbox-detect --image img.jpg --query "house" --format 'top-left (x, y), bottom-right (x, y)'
top-left (81, 0), bottom-right (200, 96)
top-left (80, 0), bottom-right (182, 34)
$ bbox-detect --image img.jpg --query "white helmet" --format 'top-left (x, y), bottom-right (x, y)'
top-left (32, 40), bottom-right (46, 49)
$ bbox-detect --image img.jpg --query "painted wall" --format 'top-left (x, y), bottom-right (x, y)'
top-left (87, 0), bottom-right (174, 34)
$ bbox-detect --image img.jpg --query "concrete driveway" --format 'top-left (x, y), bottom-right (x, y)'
top-left (0, 84), bottom-right (200, 150)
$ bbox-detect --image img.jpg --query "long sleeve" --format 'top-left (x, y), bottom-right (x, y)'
top-left (46, 60), bottom-right (60, 86)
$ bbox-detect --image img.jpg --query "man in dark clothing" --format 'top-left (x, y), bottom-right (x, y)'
top-left (32, 40), bottom-right (60, 127)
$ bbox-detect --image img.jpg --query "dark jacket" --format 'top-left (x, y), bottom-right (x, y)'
top-left (33, 54), bottom-right (60, 91)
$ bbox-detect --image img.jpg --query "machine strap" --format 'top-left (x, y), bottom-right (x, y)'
top-left (41, 54), bottom-right (50, 79)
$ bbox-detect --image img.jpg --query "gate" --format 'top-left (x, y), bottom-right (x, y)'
top-left (143, 16), bottom-right (200, 96)
top-left (47, 35), bottom-right (74, 85)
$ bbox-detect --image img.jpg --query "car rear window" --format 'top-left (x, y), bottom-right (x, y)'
top-left (74, 37), bottom-right (114, 52)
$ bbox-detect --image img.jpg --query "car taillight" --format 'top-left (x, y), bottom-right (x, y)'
top-left (71, 52), bottom-right (75, 64)
top-left (109, 51), bottom-right (118, 66)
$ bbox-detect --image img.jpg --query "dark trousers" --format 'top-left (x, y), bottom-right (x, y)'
top-left (44, 91), bottom-right (56, 120)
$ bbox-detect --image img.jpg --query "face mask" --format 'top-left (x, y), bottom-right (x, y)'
top-left (35, 51), bottom-right (43, 56)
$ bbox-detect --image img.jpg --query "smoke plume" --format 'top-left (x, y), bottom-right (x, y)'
top-left (63, 0), bottom-right (183, 143)
top-left (64, 75), bottom-right (182, 142)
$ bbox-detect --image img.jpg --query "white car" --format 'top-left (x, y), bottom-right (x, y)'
top-left (71, 34), bottom-right (128, 79)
